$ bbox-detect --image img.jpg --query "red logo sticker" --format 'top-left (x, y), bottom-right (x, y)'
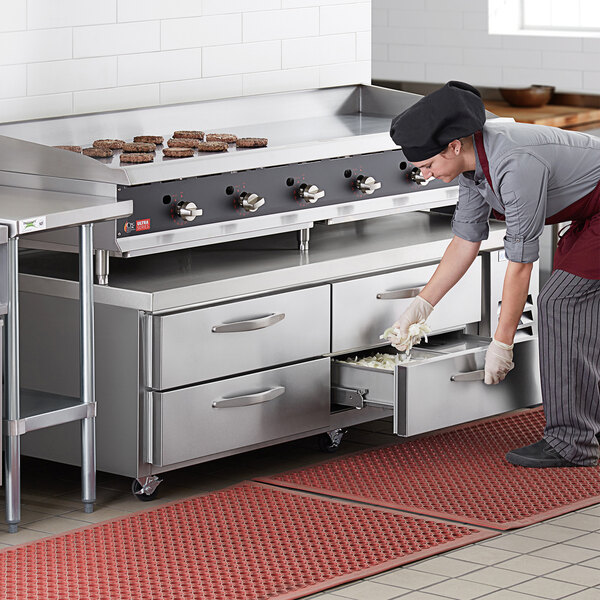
top-left (136, 219), bottom-right (151, 232)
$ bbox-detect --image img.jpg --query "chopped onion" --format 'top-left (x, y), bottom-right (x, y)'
top-left (340, 352), bottom-right (402, 370)
top-left (380, 320), bottom-right (431, 353)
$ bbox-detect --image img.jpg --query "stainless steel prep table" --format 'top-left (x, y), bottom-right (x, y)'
top-left (16, 211), bottom-right (539, 496)
top-left (0, 186), bottom-right (132, 532)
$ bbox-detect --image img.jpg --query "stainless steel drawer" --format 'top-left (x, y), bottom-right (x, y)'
top-left (152, 358), bottom-right (330, 466)
top-left (152, 286), bottom-right (330, 390)
top-left (332, 333), bottom-right (540, 436)
top-left (331, 257), bottom-right (481, 352)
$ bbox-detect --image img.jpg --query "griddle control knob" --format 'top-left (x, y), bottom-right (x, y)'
top-left (298, 183), bottom-right (325, 203)
top-left (239, 191), bottom-right (265, 213)
top-left (176, 201), bottom-right (203, 221)
top-left (356, 174), bottom-right (382, 195)
top-left (410, 167), bottom-right (433, 186)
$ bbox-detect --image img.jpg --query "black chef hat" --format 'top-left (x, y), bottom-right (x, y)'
top-left (389, 81), bottom-right (485, 162)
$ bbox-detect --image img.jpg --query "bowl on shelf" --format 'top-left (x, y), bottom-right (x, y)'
top-left (499, 85), bottom-right (555, 108)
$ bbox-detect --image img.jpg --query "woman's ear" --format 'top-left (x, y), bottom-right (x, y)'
top-left (441, 140), bottom-right (461, 157)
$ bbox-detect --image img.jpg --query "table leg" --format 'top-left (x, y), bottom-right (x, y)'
top-left (4, 237), bottom-right (20, 533)
top-left (80, 223), bottom-right (96, 513)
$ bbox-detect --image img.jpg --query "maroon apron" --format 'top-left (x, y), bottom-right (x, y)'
top-left (474, 130), bottom-right (600, 280)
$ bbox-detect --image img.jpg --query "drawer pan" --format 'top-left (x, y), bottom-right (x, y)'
top-left (331, 258), bottom-right (481, 352)
top-left (152, 358), bottom-right (330, 466)
top-left (153, 285), bottom-right (330, 390)
top-left (332, 334), bottom-right (540, 436)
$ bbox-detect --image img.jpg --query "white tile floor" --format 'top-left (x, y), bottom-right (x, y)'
top-left (2, 416), bottom-right (600, 599)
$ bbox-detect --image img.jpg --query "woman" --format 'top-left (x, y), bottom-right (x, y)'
top-left (389, 81), bottom-right (600, 468)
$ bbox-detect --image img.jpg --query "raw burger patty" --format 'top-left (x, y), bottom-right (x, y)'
top-left (163, 147), bottom-right (194, 158)
top-left (122, 142), bottom-right (156, 152)
top-left (120, 153), bottom-right (154, 164)
top-left (206, 133), bottom-right (237, 143)
top-left (197, 141), bottom-right (228, 152)
top-left (167, 138), bottom-right (199, 148)
top-left (236, 137), bottom-right (268, 148)
top-left (54, 145), bottom-right (82, 153)
top-left (93, 139), bottom-right (125, 149)
top-left (133, 135), bottom-right (164, 144)
top-left (173, 130), bottom-right (204, 139)
top-left (82, 147), bottom-right (113, 158)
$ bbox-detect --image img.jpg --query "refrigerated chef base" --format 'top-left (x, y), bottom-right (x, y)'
top-left (257, 407), bottom-right (600, 530)
top-left (0, 482), bottom-right (496, 600)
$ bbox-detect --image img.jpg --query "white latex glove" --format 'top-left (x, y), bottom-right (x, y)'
top-left (387, 295), bottom-right (434, 351)
top-left (484, 338), bottom-right (514, 385)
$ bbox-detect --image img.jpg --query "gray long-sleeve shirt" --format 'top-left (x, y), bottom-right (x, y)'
top-left (452, 120), bottom-right (600, 262)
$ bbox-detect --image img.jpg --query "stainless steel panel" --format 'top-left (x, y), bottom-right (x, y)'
top-left (153, 285), bottom-right (330, 389)
top-left (0, 185), bottom-right (131, 238)
top-left (332, 334), bottom-right (541, 436)
top-left (152, 358), bottom-right (330, 466)
top-left (478, 249), bottom-right (539, 339)
top-left (20, 298), bottom-right (141, 478)
top-left (0, 135), bottom-right (128, 185)
top-left (331, 257), bottom-right (482, 352)
top-left (0, 171), bottom-right (118, 198)
top-left (21, 219), bottom-right (121, 254)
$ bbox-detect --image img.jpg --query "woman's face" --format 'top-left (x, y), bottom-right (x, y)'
top-left (412, 142), bottom-right (466, 183)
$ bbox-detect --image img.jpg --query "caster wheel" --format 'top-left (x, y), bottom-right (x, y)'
top-left (131, 478), bottom-right (159, 501)
top-left (317, 429), bottom-right (346, 453)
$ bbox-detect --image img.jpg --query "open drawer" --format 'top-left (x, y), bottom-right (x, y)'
top-left (331, 257), bottom-right (482, 352)
top-left (332, 333), bottom-right (541, 436)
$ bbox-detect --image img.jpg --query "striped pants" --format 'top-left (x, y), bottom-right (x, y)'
top-left (541, 270), bottom-right (600, 466)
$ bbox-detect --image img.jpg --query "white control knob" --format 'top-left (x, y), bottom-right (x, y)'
top-left (410, 167), bottom-right (433, 186)
top-left (356, 174), bottom-right (382, 195)
top-left (298, 183), bottom-right (325, 204)
top-left (239, 191), bottom-right (265, 213)
top-left (176, 201), bottom-right (203, 222)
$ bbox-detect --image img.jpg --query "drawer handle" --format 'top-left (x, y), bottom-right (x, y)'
top-left (376, 285), bottom-right (425, 300)
top-left (212, 386), bottom-right (286, 409)
top-left (211, 312), bottom-right (285, 333)
top-left (450, 370), bottom-right (485, 382)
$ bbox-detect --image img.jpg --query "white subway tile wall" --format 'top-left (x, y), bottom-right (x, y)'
top-left (0, 1), bottom-right (370, 123)
top-left (372, 0), bottom-right (598, 94)
top-left (0, 66), bottom-right (26, 100)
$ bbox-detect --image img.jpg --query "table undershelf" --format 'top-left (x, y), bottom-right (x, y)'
top-left (4, 389), bottom-right (95, 436)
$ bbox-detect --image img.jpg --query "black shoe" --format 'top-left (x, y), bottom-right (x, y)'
top-left (506, 439), bottom-right (578, 468)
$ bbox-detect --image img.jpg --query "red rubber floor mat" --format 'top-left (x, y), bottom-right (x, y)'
top-left (0, 482), bottom-right (495, 600)
top-left (257, 408), bottom-right (600, 530)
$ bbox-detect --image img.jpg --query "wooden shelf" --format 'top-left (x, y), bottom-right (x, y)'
top-left (485, 101), bottom-right (600, 128)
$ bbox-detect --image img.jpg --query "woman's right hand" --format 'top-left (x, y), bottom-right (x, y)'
top-left (390, 295), bottom-right (434, 340)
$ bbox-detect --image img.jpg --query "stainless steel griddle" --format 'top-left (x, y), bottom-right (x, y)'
top-left (0, 85), bottom-right (470, 280)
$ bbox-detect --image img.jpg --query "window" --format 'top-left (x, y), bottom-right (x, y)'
top-left (489, 0), bottom-right (600, 36)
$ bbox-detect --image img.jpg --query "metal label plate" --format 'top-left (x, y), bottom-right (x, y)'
top-left (18, 216), bottom-right (46, 235)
